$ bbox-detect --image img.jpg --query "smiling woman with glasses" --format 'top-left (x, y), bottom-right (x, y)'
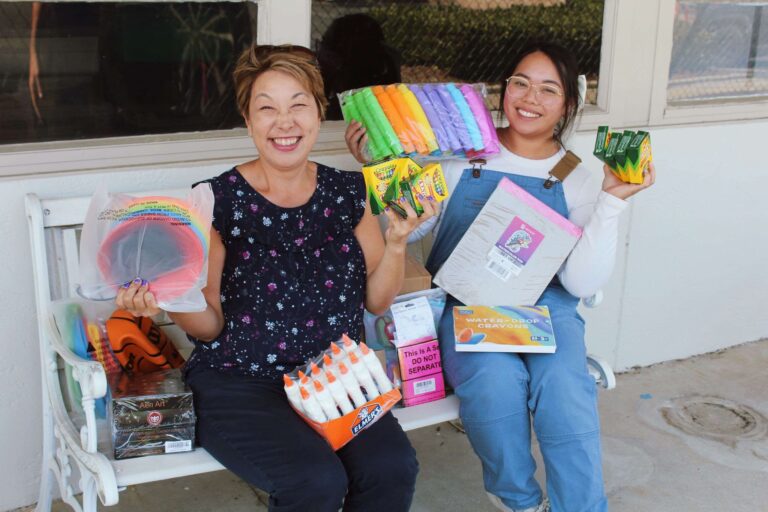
top-left (346, 40), bottom-right (657, 512)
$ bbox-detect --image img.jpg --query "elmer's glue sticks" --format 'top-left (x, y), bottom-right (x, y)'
top-left (359, 342), bottom-right (393, 393)
top-left (313, 380), bottom-right (342, 420)
top-left (341, 333), bottom-right (358, 355)
top-left (297, 370), bottom-right (311, 388)
top-left (348, 352), bottom-right (379, 399)
top-left (283, 375), bottom-right (305, 413)
top-left (337, 361), bottom-right (368, 407)
top-left (309, 361), bottom-right (325, 384)
top-left (329, 342), bottom-right (346, 361)
top-left (299, 386), bottom-right (328, 423)
top-left (325, 370), bottom-right (355, 415)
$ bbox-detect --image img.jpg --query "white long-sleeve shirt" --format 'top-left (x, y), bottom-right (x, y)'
top-left (411, 145), bottom-right (628, 298)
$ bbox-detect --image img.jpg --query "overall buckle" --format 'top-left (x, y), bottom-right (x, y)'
top-left (469, 158), bottom-right (486, 178)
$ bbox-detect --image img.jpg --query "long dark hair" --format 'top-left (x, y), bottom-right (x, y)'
top-left (499, 41), bottom-right (580, 146)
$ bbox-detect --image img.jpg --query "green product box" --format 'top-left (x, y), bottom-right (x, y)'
top-left (625, 131), bottom-right (653, 184)
top-left (614, 130), bottom-right (635, 182)
top-left (593, 126), bottom-right (611, 163)
top-left (603, 132), bottom-right (622, 179)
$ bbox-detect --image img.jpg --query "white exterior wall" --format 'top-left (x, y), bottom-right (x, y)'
top-left (0, 120), bottom-right (766, 509)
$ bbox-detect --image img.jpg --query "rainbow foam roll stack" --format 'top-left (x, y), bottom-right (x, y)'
top-left (77, 184), bottom-right (214, 312)
top-left (340, 82), bottom-right (500, 162)
top-left (594, 126), bottom-right (653, 184)
top-left (283, 334), bottom-right (401, 450)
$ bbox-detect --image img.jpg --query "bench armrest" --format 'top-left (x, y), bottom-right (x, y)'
top-left (45, 311), bottom-right (107, 454)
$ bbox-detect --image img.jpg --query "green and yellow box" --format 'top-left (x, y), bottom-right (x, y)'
top-left (594, 127), bottom-right (653, 184)
top-left (625, 131), bottom-right (652, 184)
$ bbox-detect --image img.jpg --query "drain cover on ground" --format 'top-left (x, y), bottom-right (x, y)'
top-left (660, 395), bottom-right (767, 444)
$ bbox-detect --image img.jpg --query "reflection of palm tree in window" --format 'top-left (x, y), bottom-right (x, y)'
top-left (28, 2), bottom-right (253, 133)
top-left (169, 3), bottom-right (236, 118)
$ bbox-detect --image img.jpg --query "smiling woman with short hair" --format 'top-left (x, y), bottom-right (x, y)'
top-left (116, 43), bottom-right (436, 512)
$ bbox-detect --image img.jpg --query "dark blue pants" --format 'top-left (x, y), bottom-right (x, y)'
top-left (187, 368), bottom-right (419, 512)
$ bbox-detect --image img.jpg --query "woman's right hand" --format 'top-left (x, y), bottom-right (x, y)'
top-left (344, 120), bottom-right (368, 164)
top-left (115, 278), bottom-right (161, 317)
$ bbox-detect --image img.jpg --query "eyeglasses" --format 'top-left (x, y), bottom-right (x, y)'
top-left (254, 44), bottom-right (318, 66)
top-left (505, 75), bottom-right (564, 104)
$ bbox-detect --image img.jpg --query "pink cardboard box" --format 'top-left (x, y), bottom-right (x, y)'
top-left (396, 338), bottom-right (446, 406)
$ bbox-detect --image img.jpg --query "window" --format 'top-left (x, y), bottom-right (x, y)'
top-left (669, 1), bottom-right (768, 105)
top-left (310, 0), bottom-right (605, 120)
top-left (0, 1), bottom-right (256, 145)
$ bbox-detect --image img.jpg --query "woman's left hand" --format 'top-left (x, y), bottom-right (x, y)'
top-left (382, 195), bottom-right (439, 247)
top-left (601, 162), bottom-right (656, 200)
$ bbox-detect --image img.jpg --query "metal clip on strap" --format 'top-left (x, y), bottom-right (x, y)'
top-left (469, 158), bottom-right (486, 178)
top-left (543, 150), bottom-right (581, 189)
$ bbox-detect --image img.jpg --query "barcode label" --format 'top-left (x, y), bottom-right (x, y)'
top-left (164, 440), bottom-right (193, 453)
top-left (486, 260), bottom-right (512, 281)
top-left (413, 378), bottom-right (436, 395)
top-left (486, 247), bottom-right (523, 281)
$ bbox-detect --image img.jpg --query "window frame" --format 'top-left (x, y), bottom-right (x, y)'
top-left (2, 0), bottom-right (768, 179)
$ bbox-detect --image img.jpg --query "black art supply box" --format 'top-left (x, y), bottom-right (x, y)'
top-left (108, 368), bottom-right (196, 459)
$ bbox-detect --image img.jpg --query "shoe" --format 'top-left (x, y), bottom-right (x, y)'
top-left (487, 492), bottom-right (550, 512)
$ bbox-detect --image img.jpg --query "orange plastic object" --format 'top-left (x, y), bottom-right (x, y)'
top-left (372, 85), bottom-right (416, 154)
top-left (105, 310), bottom-right (184, 373)
top-left (385, 85), bottom-right (428, 154)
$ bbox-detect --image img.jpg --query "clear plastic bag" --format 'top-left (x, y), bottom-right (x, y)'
top-left (77, 184), bottom-right (214, 312)
top-left (339, 82), bottom-right (500, 163)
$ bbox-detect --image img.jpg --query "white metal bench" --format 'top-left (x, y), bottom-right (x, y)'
top-left (26, 189), bottom-right (614, 512)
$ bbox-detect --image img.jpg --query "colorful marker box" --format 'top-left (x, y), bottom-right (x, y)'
top-left (410, 162), bottom-right (449, 204)
top-left (362, 159), bottom-right (399, 215)
top-left (625, 131), bottom-right (653, 184)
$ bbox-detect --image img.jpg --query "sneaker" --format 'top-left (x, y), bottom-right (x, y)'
top-left (487, 492), bottom-right (550, 512)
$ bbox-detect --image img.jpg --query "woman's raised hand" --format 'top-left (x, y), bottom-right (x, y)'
top-left (602, 162), bottom-right (656, 200)
top-left (382, 193), bottom-right (439, 246)
top-left (115, 278), bottom-right (162, 317)
top-left (344, 120), bottom-right (368, 164)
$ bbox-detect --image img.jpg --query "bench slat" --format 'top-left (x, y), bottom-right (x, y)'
top-left (110, 396), bottom-right (460, 487)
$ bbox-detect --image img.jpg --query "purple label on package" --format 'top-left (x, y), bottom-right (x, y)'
top-left (486, 217), bottom-right (544, 280)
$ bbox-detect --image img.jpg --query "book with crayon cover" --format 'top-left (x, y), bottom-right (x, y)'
top-left (453, 305), bottom-right (556, 353)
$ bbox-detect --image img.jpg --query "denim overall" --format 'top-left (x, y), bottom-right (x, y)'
top-left (426, 167), bottom-right (607, 512)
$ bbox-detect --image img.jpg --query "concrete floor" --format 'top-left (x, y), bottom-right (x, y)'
top-left (23, 339), bottom-right (768, 512)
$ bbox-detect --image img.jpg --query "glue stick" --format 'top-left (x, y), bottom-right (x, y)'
top-left (309, 361), bottom-right (325, 384)
top-left (325, 370), bottom-right (355, 415)
top-left (297, 370), bottom-right (311, 389)
top-left (313, 380), bottom-right (341, 420)
top-left (299, 386), bottom-right (328, 423)
top-left (348, 352), bottom-right (379, 399)
top-left (329, 342), bottom-right (346, 362)
top-left (340, 333), bottom-right (358, 355)
top-left (359, 342), bottom-right (393, 393)
top-left (337, 361), bottom-right (367, 408)
top-left (283, 374), bottom-right (305, 413)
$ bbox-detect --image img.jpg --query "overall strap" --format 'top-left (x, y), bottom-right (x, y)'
top-left (543, 150), bottom-right (581, 189)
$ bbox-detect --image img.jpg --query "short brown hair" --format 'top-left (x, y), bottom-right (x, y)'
top-left (233, 44), bottom-right (328, 120)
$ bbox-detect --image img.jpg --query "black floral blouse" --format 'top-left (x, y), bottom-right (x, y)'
top-left (184, 164), bottom-right (369, 380)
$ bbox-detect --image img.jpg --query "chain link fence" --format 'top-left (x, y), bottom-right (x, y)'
top-left (669, 1), bottom-right (768, 104)
top-left (312, 0), bottom-right (604, 119)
